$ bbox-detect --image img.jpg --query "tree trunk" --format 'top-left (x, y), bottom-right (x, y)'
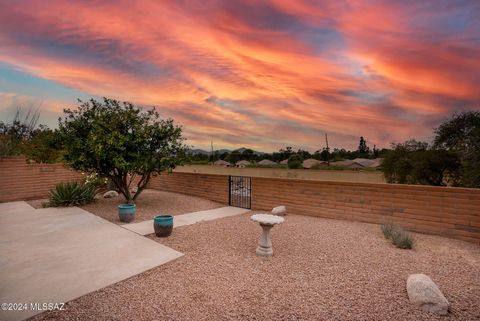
top-left (110, 174), bottom-right (133, 203)
top-left (133, 173), bottom-right (151, 201)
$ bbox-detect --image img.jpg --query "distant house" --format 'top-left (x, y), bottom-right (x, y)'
top-left (331, 160), bottom-right (358, 168)
top-left (236, 160), bottom-right (251, 168)
top-left (302, 158), bottom-right (327, 169)
top-left (214, 159), bottom-right (232, 167)
top-left (280, 159), bottom-right (289, 165)
top-left (330, 158), bottom-right (382, 169)
top-left (352, 158), bottom-right (376, 167)
top-left (368, 158), bottom-right (383, 168)
top-left (257, 159), bottom-right (278, 167)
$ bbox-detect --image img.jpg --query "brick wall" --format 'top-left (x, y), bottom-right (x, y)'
top-left (148, 172), bottom-right (228, 204)
top-left (149, 173), bottom-right (480, 243)
top-left (2, 160), bottom-right (478, 243)
top-left (0, 156), bottom-right (83, 202)
top-left (252, 177), bottom-right (480, 243)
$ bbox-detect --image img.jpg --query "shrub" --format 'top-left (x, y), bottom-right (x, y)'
top-left (50, 181), bottom-right (97, 207)
top-left (380, 222), bottom-right (414, 249)
top-left (391, 229), bottom-right (414, 249)
top-left (381, 222), bottom-right (396, 239)
top-left (84, 173), bottom-right (108, 190)
top-left (288, 154), bottom-right (303, 169)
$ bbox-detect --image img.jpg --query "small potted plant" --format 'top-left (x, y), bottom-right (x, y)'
top-left (153, 214), bottom-right (173, 237)
top-left (118, 203), bottom-right (136, 223)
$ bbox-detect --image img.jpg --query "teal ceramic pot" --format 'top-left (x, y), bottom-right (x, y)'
top-left (118, 203), bottom-right (136, 223)
top-left (154, 215), bottom-right (173, 237)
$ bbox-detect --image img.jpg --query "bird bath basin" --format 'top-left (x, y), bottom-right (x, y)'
top-left (250, 214), bottom-right (284, 257)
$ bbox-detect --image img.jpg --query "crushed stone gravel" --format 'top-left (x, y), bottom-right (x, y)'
top-left (80, 189), bottom-right (223, 224)
top-left (30, 213), bottom-right (480, 321)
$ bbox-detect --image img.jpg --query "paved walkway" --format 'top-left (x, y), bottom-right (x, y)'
top-left (122, 206), bottom-right (250, 235)
top-left (0, 202), bottom-right (183, 321)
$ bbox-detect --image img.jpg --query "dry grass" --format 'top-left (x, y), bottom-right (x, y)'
top-left (31, 213), bottom-right (480, 321)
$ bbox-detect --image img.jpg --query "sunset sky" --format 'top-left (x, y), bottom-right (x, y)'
top-left (1, 0), bottom-right (479, 152)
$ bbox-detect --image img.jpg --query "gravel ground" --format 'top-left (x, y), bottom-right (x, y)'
top-left (80, 189), bottom-right (223, 223)
top-left (30, 213), bottom-right (480, 321)
top-left (27, 190), bottom-right (222, 224)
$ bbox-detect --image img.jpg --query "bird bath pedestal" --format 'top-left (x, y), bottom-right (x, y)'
top-left (250, 214), bottom-right (284, 257)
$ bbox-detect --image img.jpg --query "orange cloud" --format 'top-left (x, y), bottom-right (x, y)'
top-left (0, 0), bottom-right (479, 151)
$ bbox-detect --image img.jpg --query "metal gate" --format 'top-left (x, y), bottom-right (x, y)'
top-left (228, 176), bottom-right (251, 209)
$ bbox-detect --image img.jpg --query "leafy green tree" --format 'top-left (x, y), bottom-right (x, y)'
top-left (0, 108), bottom-right (40, 156)
top-left (219, 151), bottom-right (229, 160)
top-left (287, 154), bottom-right (303, 169)
top-left (26, 126), bottom-right (64, 163)
top-left (226, 150), bottom-right (240, 164)
top-left (434, 111), bottom-right (480, 187)
top-left (296, 149), bottom-right (311, 160)
top-left (241, 148), bottom-right (254, 161)
top-left (382, 140), bottom-right (460, 186)
top-left (0, 108), bottom-right (63, 162)
top-left (357, 136), bottom-right (370, 157)
top-left (59, 98), bottom-right (187, 203)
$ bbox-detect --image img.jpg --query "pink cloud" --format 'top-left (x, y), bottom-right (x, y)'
top-left (0, 0), bottom-right (479, 151)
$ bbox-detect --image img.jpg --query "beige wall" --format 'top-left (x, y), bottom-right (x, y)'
top-left (0, 156), bottom-right (83, 202)
top-left (148, 172), bottom-right (228, 204)
top-left (175, 164), bottom-right (385, 184)
top-left (150, 172), bottom-right (480, 243)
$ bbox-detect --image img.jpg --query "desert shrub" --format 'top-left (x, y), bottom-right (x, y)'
top-left (391, 229), bottom-right (414, 249)
top-left (49, 181), bottom-right (97, 207)
top-left (380, 222), bottom-right (414, 249)
top-left (381, 222), bottom-right (396, 239)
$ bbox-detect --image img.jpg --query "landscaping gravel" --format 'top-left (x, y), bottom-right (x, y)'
top-left (30, 213), bottom-right (480, 321)
top-left (81, 189), bottom-right (223, 224)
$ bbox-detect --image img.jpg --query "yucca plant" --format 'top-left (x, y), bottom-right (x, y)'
top-left (49, 181), bottom-right (97, 207)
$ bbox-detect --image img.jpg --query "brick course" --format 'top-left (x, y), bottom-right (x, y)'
top-left (0, 156), bottom-right (83, 202)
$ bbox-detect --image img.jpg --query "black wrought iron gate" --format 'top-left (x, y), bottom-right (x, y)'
top-left (228, 176), bottom-right (251, 209)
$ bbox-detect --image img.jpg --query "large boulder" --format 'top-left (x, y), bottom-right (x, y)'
top-left (103, 190), bottom-right (119, 198)
top-left (406, 274), bottom-right (449, 315)
top-left (271, 205), bottom-right (286, 216)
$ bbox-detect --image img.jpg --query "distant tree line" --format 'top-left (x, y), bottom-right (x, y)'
top-left (189, 137), bottom-right (387, 165)
top-left (382, 111), bottom-right (480, 188)
top-left (0, 108), bottom-right (63, 163)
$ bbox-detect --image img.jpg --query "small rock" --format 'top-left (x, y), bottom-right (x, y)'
top-left (406, 274), bottom-right (449, 315)
top-left (271, 205), bottom-right (286, 216)
top-left (103, 190), bottom-right (119, 198)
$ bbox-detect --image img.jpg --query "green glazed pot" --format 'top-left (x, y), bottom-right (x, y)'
top-left (118, 203), bottom-right (136, 223)
top-left (153, 215), bottom-right (173, 237)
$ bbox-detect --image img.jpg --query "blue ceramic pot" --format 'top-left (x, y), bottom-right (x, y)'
top-left (153, 215), bottom-right (173, 237)
top-left (118, 203), bottom-right (136, 223)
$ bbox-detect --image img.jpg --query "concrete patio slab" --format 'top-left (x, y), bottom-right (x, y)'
top-left (0, 202), bottom-right (183, 321)
top-left (123, 206), bottom-right (250, 236)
